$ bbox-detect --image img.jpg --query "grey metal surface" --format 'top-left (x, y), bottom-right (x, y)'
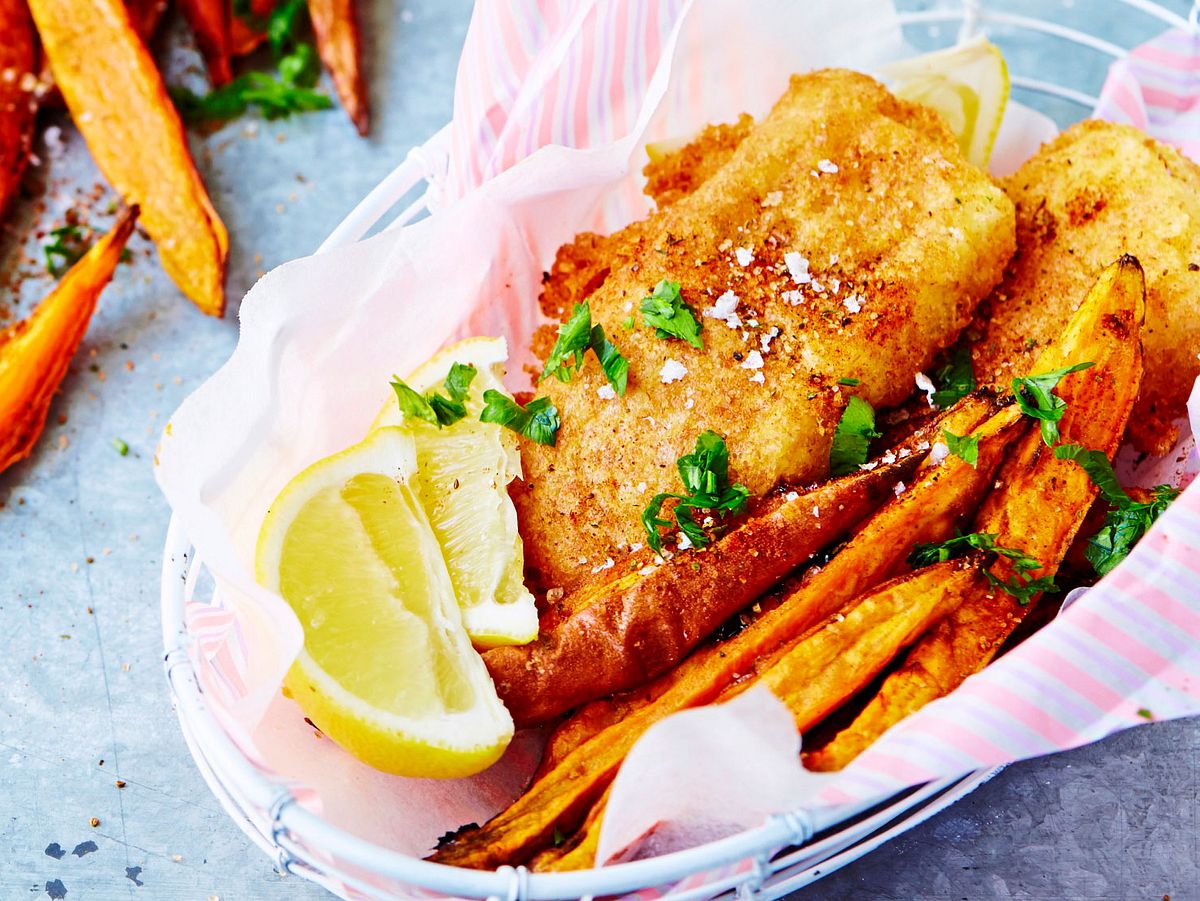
top-left (0, 1), bottom-right (1195, 899)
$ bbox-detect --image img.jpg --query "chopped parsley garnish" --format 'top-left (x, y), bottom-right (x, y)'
top-left (640, 280), bottom-right (703, 349)
top-left (829, 396), bottom-right (881, 476)
top-left (1054, 443), bottom-right (1179, 576)
top-left (390, 362), bottom-right (476, 428)
top-left (930, 345), bottom-right (976, 408)
top-left (942, 428), bottom-right (979, 467)
top-left (111, 438), bottom-right (129, 456)
top-left (908, 531), bottom-right (1057, 605)
top-left (172, 0), bottom-right (329, 124)
top-left (540, 302), bottom-right (628, 396)
top-left (838, 377), bottom-right (861, 387)
top-left (43, 224), bottom-right (91, 276)
top-left (641, 430), bottom-right (749, 554)
top-left (621, 316), bottom-right (636, 330)
top-left (1011, 362), bottom-right (1094, 446)
top-left (480, 391), bottom-right (560, 446)
top-left (1137, 708), bottom-right (1154, 720)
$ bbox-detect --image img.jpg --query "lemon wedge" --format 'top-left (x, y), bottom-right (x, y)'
top-left (882, 35), bottom-right (1010, 169)
top-left (256, 426), bottom-right (513, 778)
top-left (373, 337), bottom-right (538, 649)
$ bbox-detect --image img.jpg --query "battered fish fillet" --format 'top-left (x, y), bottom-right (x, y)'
top-left (971, 120), bottom-right (1200, 455)
top-left (515, 69), bottom-right (1015, 594)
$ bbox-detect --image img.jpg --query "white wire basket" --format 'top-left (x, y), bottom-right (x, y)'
top-left (160, 1), bottom-right (1200, 898)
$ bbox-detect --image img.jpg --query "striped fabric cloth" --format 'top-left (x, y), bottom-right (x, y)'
top-left (1095, 26), bottom-right (1200, 160)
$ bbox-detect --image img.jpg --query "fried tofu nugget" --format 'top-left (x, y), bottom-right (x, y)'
top-left (514, 69), bottom-right (1015, 594)
top-left (972, 121), bottom-right (1200, 455)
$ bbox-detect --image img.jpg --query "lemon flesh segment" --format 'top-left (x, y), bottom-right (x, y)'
top-left (256, 427), bottom-right (513, 778)
top-left (882, 35), bottom-right (1010, 169)
top-left (374, 336), bottom-right (538, 649)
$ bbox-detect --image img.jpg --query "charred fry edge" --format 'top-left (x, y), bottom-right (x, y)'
top-left (307, 0), bottom-right (369, 135)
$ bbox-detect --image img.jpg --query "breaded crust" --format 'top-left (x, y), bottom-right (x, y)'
top-left (971, 120), bottom-right (1200, 454)
top-left (515, 68), bottom-right (1015, 594)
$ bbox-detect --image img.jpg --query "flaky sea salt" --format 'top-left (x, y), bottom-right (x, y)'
top-left (597, 384), bottom-right (616, 400)
top-left (894, 481), bottom-right (907, 497)
top-left (660, 359), bottom-right (687, 383)
top-left (784, 252), bottom-right (811, 285)
top-left (704, 290), bottom-right (742, 328)
top-left (817, 159), bottom-right (839, 174)
top-left (915, 372), bottom-right (936, 407)
top-left (929, 441), bottom-right (950, 466)
top-left (735, 247), bottom-right (754, 267)
top-left (843, 294), bottom-right (862, 314)
top-left (750, 371), bottom-right (765, 383)
top-left (741, 350), bottom-right (764, 370)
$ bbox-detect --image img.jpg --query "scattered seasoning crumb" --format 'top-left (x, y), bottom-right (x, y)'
top-left (817, 159), bottom-right (839, 174)
top-left (762, 191), bottom-right (783, 208)
top-left (57, 435), bottom-right (68, 450)
top-left (741, 350), bottom-right (764, 370)
top-left (115, 780), bottom-right (126, 788)
top-left (660, 359), bottom-right (687, 383)
top-left (735, 247), bottom-right (753, 267)
top-left (893, 481), bottom-right (906, 497)
top-left (596, 384), bottom-right (616, 400)
top-left (90, 817), bottom-right (100, 828)
top-left (703, 290), bottom-right (741, 328)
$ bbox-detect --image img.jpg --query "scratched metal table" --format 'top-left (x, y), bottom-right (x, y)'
top-left (1, 1), bottom-right (1197, 899)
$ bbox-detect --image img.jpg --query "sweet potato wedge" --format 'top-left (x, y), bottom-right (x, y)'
top-left (230, 0), bottom-right (275, 56)
top-left (805, 256), bottom-right (1146, 772)
top-left (487, 393), bottom-right (1004, 728)
top-left (30, 0), bottom-right (229, 316)
top-left (432, 405), bottom-right (1026, 869)
top-left (0, 0), bottom-right (37, 220)
top-left (307, 0), bottom-right (368, 135)
top-left (178, 0), bottom-right (233, 86)
top-left (126, 0), bottom-right (168, 42)
top-left (0, 208), bottom-right (138, 475)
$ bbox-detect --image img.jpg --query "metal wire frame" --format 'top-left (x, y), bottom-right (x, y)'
top-left (160, 1), bottom-right (1199, 898)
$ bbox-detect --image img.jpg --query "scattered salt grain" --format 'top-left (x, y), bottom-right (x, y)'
top-left (660, 359), bottom-right (688, 383)
top-left (812, 505), bottom-right (821, 518)
top-left (636, 482), bottom-right (648, 493)
top-left (784, 491), bottom-right (800, 502)
top-left (915, 372), bottom-right (937, 407)
top-left (597, 384), bottom-right (616, 400)
top-left (677, 533), bottom-right (694, 550)
top-left (591, 557), bottom-right (615, 574)
top-left (703, 290), bottom-right (742, 328)
top-left (894, 481), bottom-right (907, 497)
top-left (741, 350), bottom-right (764, 370)
top-left (782, 290), bottom-right (803, 305)
top-left (843, 294), bottom-right (862, 314)
top-left (929, 442), bottom-right (950, 466)
top-left (760, 326), bottom-right (780, 353)
top-left (817, 159), bottom-right (839, 174)
top-left (784, 252), bottom-right (811, 285)
top-left (735, 247), bottom-right (754, 267)
top-left (762, 191), bottom-right (784, 207)
top-left (750, 371), bottom-right (765, 384)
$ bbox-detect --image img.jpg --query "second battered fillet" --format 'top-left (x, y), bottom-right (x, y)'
top-left (971, 120), bottom-right (1200, 455)
top-left (514, 69), bottom-right (1015, 594)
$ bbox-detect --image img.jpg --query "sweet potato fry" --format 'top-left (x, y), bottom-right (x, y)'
top-left (307, 0), bottom-right (368, 135)
top-left (178, 0), bottom-right (233, 86)
top-left (805, 256), bottom-right (1146, 772)
top-left (488, 393), bottom-right (1004, 727)
top-left (432, 405), bottom-right (1025, 869)
top-left (230, 0), bottom-right (274, 56)
top-left (126, 0), bottom-right (168, 42)
top-left (0, 208), bottom-right (138, 475)
top-left (30, 0), bottom-right (229, 316)
top-left (0, 0), bottom-right (37, 219)
top-left (533, 560), bottom-right (986, 873)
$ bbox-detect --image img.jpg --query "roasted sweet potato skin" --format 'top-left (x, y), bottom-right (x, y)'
top-left (0, 208), bottom-right (139, 474)
top-left (178, 0), bottom-right (233, 86)
top-left (0, 0), bottom-right (37, 219)
top-left (805, 256), bottom-right (1147, 772)
top-left (307, 0), bottom-right (369, 135)
top-left (29, 0), bottom-right (229, 316)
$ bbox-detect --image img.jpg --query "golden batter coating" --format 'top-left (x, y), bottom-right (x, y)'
top-left (971, 120), bottom-right (1200, 455)
top-left (514, 69), bottom-right (1016, 594)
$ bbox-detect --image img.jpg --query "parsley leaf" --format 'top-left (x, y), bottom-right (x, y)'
top-left (641, 431), bottom-right (749, 554)
top-left (942, 428), bottom-right (979, 467)
top-left (829, 396), bottom-right (881, 476)
top-left (931, 345), bottom-right (976, 408)
top-left (480, 390), bottom-right (560, 446)
top-left (1011, 362), bottom-right (1094, 446)
top-left (640, 280), bottom-right (703, 349)
top-left (589, 325), bottom-right (629, 396)
top-left (172, 72), bottom-right (331, 124)
top-left (908, 530), bottom-right (1057, 605)
top-left (838, 377), bottom-right (861, 387)
top-left (267, 0), bottom-right (308, 58)
top-left (542, 303), bottom-right (595, 382)
top-left (43, 224), bottom-right (91, 276)
top-left (389, 363), bottom-right (476, 428)
top-left (1054, 443), bottom-right (1180, 576)
top-left (540, 303), bottom-right (628, 396)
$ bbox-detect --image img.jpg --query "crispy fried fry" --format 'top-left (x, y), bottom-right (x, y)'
top-left (0, 0), bottom-right (37, 220)
top-left (178, 0), bottom-right (233, 86)
top-left (30, 0), bottom-right (229, 316)
top-left (529, 784), bottom-right (611, 872)
top-left (307, 0), bottom-right (368, 135)
top-left (432, 405), bottom-right (1024, 869)
top-left (0, 208), bottom-right (138, 475)
top-left (805, 257), bottom-right (1146, 772)
top-left (125, 0), bottom-right (168, 40)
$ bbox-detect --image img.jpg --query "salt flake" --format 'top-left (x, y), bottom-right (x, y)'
top-left (660, 359), bottom-right (687, 383)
